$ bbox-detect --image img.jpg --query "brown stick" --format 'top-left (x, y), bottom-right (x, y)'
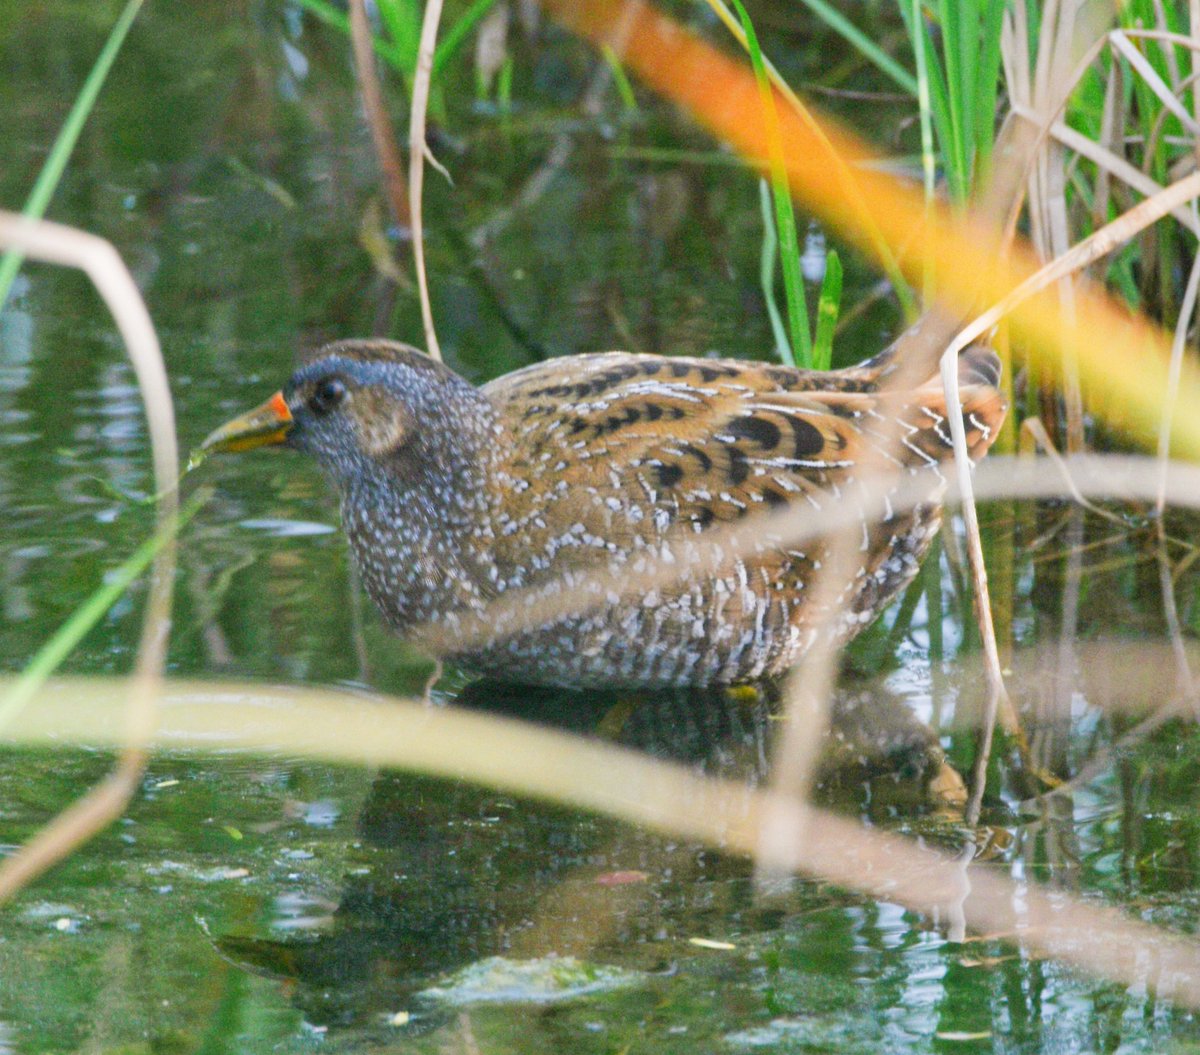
top-left (409, 0), bottom-right (446, 361)
top-left (0, 214), bottom-right (179, 904)
top-left (12, 674), bottom-right (1200, 1007)
top-left (1156, 247), bottom-right (1200, 512)
top-left (348, 0), bottom-right (411, 229)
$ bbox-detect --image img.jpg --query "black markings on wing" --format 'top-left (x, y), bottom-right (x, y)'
top-left (958, 343), bottom-right (1002, 387)
top-left (490, 353), bottom-right (748, 406)
top-left (653, 462), bottom-right (684, 488)
top-left (679, 443), bottom-right (712, 472)
top-left (716, 406), bottom-right (858, 469)
top-left (489, 349), bottom-right (1005, 544)
top-left (725, 415), bottom-right (781, 450)
top-left (628, 403), bottom-right (871, 535)
top-left (788, 416), bottom-right (826, 456)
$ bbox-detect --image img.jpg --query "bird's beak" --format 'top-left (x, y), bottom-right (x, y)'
top-left (198, 391), bottom-right (294, 455)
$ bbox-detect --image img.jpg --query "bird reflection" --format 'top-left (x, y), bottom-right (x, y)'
top-left (217, 678), bottom-right (963, 1032)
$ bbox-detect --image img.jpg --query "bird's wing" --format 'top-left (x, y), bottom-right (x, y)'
top-left (483, 350), bottom-right (1004, 585)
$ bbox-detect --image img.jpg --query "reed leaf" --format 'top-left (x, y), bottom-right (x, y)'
top-left (0, 0), bottom-right (145, 310)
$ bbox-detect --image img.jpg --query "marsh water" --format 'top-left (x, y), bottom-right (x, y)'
top-left (3, 2), bottom-right (1200, 1052)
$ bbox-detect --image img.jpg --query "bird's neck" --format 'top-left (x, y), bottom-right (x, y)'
top-left (339, 421), bottom-right (507, 638)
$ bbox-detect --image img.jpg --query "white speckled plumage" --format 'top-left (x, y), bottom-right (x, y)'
top-left (231, 337), bottom-right (1005, 688)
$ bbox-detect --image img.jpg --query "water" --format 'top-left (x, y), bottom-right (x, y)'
top-left (3, 2), bottom-right (1200, 1052)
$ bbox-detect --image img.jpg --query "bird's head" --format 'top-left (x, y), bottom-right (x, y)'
top-left (196, 340), bottom-right (496, 493)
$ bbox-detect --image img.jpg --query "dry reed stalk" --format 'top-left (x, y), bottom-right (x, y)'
top-left (1192, 0), bottom-right (1200, 190)
top-left (1007, 18), bottom-right (1200, 257)
top-left (1037, 3), bottom-right (1087, 454)
top-left (1095, 47), bottom-right (1123, 230)
top-left (8, 672), bottom-right (1200, 1005)
top-left (1023, 113), bottom-right (1200, 235)
top-left (0, 213), bottom-right (178, 903)
top-left (937, 170), bottom-right (1200, 795)
top-left (349, 0), bottom-right (412, 230)
top-left (1019, 417), bottom-right (1125, 523)
top-left (1111, 29), bottom-right (1200, 135)
top-left (1155, 517), bottom-right (1197, 712)
top-left (1047, 501), bottom-right (1083, 781)
top-left (1155, 244), bottom-right (1200, 711)
top-left (1124, 28), bottom-right (1200, 51)
top-left (1147, 94), bottom-right (1188, 172)
top-left (456, 1012), bottom-right (482, 1055)
top-left (945, 170), bottom-right (1200, 362)
top-left (942, 334), bottom-right (1010, 821)
top-left (409, 0), bottom-right (445, 361)
top-left (1000, 10), bottom-right (1124, 252)
top-left (1151, 0), bottom-right (1182, 90)
top-left (1157, 231), bottom-right (1200, 511)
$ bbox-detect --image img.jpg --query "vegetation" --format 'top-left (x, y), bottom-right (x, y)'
top-left (3, 0), bottom-right (1200, 1050)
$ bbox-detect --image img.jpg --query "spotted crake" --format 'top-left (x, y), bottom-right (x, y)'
top-left (200, 337), bottom-right (1005, 687)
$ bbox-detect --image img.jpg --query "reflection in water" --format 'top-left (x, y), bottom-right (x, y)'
top-left (219, 679), bottom-right (965, 1031)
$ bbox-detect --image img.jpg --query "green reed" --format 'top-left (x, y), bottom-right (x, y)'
top-left (0, 0), bottom-right (145, 311)
top-left (732, 0), bottom-right (847, 370)
top-left (293, 0), bottom-right (498, 82)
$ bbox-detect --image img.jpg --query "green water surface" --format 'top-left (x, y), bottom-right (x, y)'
top-left (2, 3), bottom-right (1200, 1053)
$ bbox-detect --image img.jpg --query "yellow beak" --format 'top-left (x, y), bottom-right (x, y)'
top-left (197, 391), bottom-right (294, 456)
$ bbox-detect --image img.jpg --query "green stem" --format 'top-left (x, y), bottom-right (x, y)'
top-left (731, 0), bottom-right (811, 366)
top-left (758, 180), bottom-right (791, 362)
top-left (0, 491), bottom-right (208, 734)
top-left (910, 0), bottom-right (937, 304)
top-left (433, 0), bottom-right (501, 75)
top-left (794, 0), bottom-right (918, 94)
top-left (0, 0), bottom-right (145, 311)
top-left (812, 249), bottom-right (842, 371)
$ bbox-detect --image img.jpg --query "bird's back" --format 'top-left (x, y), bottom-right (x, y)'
top-left (460, 346), bottom-right (1004, 687)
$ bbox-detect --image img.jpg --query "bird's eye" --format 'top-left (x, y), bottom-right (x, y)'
top-left (309, 378), bottom-right (347, 415)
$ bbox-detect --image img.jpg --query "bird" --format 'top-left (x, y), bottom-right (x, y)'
top-left (197, 334), bottom-right (1005, 688)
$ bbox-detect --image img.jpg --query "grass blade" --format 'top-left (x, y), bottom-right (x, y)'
top-left (813, 249), bottom-right (842, 370)
top-left (731, 0), bottom-right (811, 365)
top-left (0, 0), bottom-right (144, 310)
top-left (434, 0), bottom-right (502, 74)
top-left (375, 0), bottom-right (420, 72)
top-left (939, 0), bottom-right (969, 201)
top-left (758, 179), bottom-right (792, 361)
top-left (908, 0), bottom-right (937, 301)
top-left (794, 0), bottom-right (918, 94)
top-left (296, 0), bottom-right (497, 79)
top-left (973, 0), bottom-right (1007, 183)
top-left (602, 44), bottom-right (639, 112)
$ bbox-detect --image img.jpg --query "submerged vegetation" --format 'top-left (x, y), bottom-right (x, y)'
top-left (3, 0), bottom-right (1200, 1051)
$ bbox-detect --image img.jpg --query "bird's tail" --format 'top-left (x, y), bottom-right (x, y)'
top-left (902, 341), bottom-right (1007, 465)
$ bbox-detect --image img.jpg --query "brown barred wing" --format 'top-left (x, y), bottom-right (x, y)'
top-left (487, 349), bottom-right (1005, 567)
top-left (477, 348), bottom-right (1004, 684)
